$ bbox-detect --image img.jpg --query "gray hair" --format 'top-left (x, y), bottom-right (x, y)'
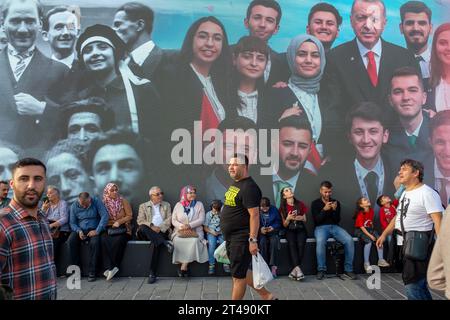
top-left (351, 0), bottom-right (386, 17)
top-left (149, 186), bottom-right (161, 196)
top-left (47, 185), bottom-right (60, 196)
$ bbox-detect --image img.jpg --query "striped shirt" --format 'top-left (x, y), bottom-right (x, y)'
top-left (0, 200), bottom-right (56, 300)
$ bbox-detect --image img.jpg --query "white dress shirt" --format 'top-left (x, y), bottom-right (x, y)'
top-left (237, 90), bottom-right (258, 123)
top-left (130, 40), bottom-right (155, 67)
top-left (51, 52), bottom-right (75, 68)
top-left (356, 38), bottom-right (382, 74)
top-left (415, 46), bottom-right (431, 79)
top-left (151, 203), bottom-right (164, 227)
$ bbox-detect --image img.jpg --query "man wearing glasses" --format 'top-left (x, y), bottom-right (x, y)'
top-left (137, 186), bottom-right (173, 284)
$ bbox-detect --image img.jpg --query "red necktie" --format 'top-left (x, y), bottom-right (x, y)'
top-left (366, 51), bottom-right (378, 87)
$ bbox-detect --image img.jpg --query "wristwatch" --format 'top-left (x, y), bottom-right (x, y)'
top-left (248, 237), bottom-right (258, 244)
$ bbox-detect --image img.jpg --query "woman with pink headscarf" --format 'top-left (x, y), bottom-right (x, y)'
top-left (101, 183), bottom-right (133, 281)
top-left (171, 185), bottom-right (208, 277)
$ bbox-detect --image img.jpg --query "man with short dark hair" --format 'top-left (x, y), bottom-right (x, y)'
top-left (311, 181), bottom-right (356, 280)
top-left (325, 0), bottom-right (419, 120)
top-left (61, 97), bottom-right (115, 144)
top-left (377, 159), bottom-right (443, 300)
top-left (306, 2), bottom-right (342, 51)
top-left (221, 153), bottom-right (275, 300)
top-left (0, 142), bottom-right (20, 183)
top-left (113, 2), bottom-right (163, 80)
top-left (399, 1), bottom-right (433, 85)
top-left (243, 0), bottom-right (289, 86)
top-left (42, 5), bottom-right (80, 69)
top-left (385, 67), bottom-right (433, 182)
top-left (256, 115), bottom-right (319, 209)
top-left (0, 158), bottom-right (57, 299)
top-left (330, 102), bottom-right (395, 231)
top-left (68, 192), bottom-right (109, 282)
top-left (0, 181), bottom-right (10, 209)
top-left (0, 0), bottom-right (69, 153)
top-left (89, 129), bottom-right (148, 207)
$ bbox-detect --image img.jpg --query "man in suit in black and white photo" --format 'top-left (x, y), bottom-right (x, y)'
top-left (112, 2), bottom-right (163, 80)
top-left (0, 0), bottom-right (68, 154)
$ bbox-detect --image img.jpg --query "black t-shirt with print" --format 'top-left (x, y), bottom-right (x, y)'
top-left (220, 176), bottom-right (262, 241)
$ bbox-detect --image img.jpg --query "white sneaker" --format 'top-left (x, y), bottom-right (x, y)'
top-left (378, 259), bottom-right (390, 267)
top-left (107, 267), bottom-right (119, 281)
top-left (103, 270), bottom-right (109, 278)
top-left (364, 262), bottom-right (372, 274)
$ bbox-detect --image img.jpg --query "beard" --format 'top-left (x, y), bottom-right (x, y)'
top-left (16, 189), bottom-right (43, 209)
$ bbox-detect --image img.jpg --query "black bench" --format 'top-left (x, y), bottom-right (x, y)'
top-left (57, 238), bottom-right (390, 277)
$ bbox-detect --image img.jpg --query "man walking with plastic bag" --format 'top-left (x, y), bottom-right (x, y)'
top-left (220, 153), bottom-right (276, 300)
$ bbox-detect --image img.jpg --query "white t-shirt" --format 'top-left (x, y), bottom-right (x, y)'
top-left (395, 184), bottom-right (443, 233)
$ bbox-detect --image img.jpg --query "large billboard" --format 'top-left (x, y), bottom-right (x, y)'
top-left (1, 0), bottom-right (449, 233)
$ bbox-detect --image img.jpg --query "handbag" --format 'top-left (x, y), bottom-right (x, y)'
top-left (214, 241), bottom-right (230, 264)
top-left (107, 226), bottom-right (127, 236)
top-left (399, 196), bottom-right (433, 261)
top-left (178, 228), bottom-right (198, 238)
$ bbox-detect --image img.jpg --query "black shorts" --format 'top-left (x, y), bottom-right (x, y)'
top-left (226, 239), bottom-right (251, 279)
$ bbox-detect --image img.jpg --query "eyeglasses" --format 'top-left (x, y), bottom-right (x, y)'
top-left (152, 192), bottom-right (164, 196)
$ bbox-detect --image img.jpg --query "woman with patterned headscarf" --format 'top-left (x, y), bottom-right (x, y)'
top-left (171, 185), bottom-right (208, 277)
top-left (101, 182), bottom-right (132, 281)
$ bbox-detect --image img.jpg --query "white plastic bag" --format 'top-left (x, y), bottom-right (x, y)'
top-left (214, 241), bottom-right (230, 265)
top-left (252, 252), bottom-right (273, 289)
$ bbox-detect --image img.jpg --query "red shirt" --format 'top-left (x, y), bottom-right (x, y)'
top-left (379, 205), bottom-right (397, 231)
top-left (286, 201), bottom-right (307, 216)
top-left (0, 200), bottom-right (56, 300)
top-left (355, 208), bottom-right (374, 228)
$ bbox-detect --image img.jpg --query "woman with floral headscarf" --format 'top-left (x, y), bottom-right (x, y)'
top-left (262, 34), bottom-right (339, 173)
top-left (101, 183), bottom-right (132, 281)
top-left (171, 185), bottom-right (208, 277)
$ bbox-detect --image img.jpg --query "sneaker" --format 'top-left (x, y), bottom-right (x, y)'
top-left (343, 271), bottom-right (358, 280)
top-left (271, 266), bottom-right (278, 278)
top-left (364, 262), bottom-right (372, 274)
top-left (87, 273), bottom-right (96, 282)
top-left (223, 264), bottom-right (230, 273)
top-left (147, 272), bottom-right (157, 284)
top-left (103, 270), bottom-right (109, 278)
top-left (106, 267), bottom-right (119, 281)
top-left (296, 267), bottom-right (305, 281)
top-left (378, 259), bottom-right (390, 267)
top-left (316, 271), bottom-right (325, 280)
top-left (208, 264), bottom-right (215, 275)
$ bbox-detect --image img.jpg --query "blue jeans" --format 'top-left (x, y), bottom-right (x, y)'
top-left (314, 224), bottom-right (355, 272)
top-left (405, 278), bottom-right (433, 300)
top-left (207, 233), bottom-right (224, 265)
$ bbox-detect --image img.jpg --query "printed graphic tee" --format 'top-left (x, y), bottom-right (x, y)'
top-left (220, 176), bottom-right (262, 241)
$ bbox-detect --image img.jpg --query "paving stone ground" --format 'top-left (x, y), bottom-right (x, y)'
top-left (57, 273), bottom-right (446, 300)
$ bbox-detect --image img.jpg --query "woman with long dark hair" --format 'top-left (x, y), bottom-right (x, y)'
top-left (278, 186), bottom-right (308, 281)
top-left (428, 23), bottom-right (450, 111)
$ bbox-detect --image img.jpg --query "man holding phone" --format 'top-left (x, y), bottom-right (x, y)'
top-left (311, 181), bottom-right (356, 280)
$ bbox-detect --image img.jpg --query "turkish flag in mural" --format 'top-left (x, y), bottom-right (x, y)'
top-left (199, 93), bottom-right (220, 134)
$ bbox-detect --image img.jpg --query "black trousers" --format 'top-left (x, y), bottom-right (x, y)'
top-left (137, 225), bottom-right (168, 274)
top-left (53, 231), bottom-right (70, 268)
top-left (101, 232), bottom-right (130, 270)
top-left (285, 228), bottom-right (307, 268)
top-left (68, 231), bottom-right (101, 275)
top-left (259, 233), bottom-right (279, 267)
